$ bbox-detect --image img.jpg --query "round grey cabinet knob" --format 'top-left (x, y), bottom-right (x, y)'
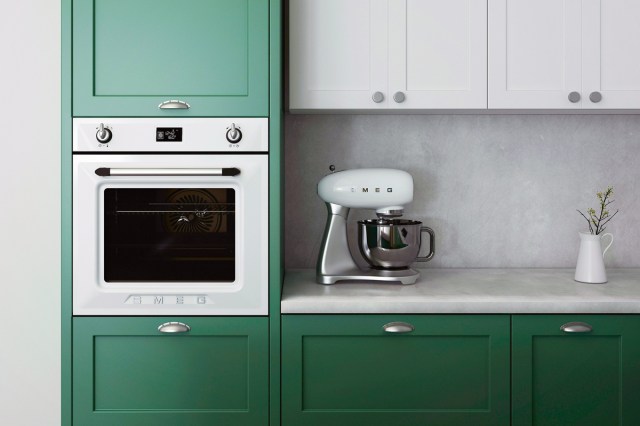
top-left (393, 91), bottom-right (406, 103)
top-left (568, 91), bottom-right (581, 103)
top-left (590, 91), bottom-right (603, 103)
top-left (372, 91), bottom-right (385, 103)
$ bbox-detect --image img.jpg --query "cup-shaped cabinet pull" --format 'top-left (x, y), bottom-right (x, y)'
top-left (560, 322), bottom-right (593, 333)
top-left (158, 322), bottom-right (191, 333)
top-left (158, 100), bottom-right (191, 109)
top-left (383, 322), bottom-right (415, 334)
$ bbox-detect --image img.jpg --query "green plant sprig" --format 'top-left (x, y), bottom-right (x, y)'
top-left (577, 186), bottom-right (619, 235)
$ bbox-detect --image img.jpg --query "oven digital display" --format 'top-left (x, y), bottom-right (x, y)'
top-left (156, 127), bottom-right (183, 142)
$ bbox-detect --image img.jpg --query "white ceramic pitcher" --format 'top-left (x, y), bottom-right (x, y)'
top-left (574, 232), bottom-right (614, 283)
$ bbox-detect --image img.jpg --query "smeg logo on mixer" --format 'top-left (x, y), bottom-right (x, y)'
top-left (350, 187), bottom-right (394, 193)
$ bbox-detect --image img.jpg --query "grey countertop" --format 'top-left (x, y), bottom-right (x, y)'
top-left (281, 268), bottom-right (640, 314)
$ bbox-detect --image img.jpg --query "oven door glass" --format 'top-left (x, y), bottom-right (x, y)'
top-left (103, 188), bottom-right (235, 282)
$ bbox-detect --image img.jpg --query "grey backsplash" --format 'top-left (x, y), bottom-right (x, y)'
top-left (284, 113), bottom-right (640, 269)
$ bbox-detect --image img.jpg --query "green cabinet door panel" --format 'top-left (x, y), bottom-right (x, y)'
top-left (73, 0), bottom-right (268, 117)
top-left (282, 315), bottom-right (510, 426)
top-left (73, 317), bottom-right (268, 426)
top-left (512, 315), bottom-right (640, 426)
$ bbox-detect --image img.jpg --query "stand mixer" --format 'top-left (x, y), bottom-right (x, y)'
top-left (316, 168), bottom-right (435, 285)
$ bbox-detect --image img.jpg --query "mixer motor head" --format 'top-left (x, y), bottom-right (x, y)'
top-left (317, 168), bottom-right (414, 214)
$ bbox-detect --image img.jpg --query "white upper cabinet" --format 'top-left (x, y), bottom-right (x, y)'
top-left (289, 0), bottom-right (488, 110)
top-left (489, 0), bottom-right (582, 108)
top-left (490, 0), bottom-right (640, 109)
top-left (292, 0), bottom-right (640, 111)
top-left (389, 0), bottom-right (487, 108)
top-left (582, 0), bottom-right (640, 109)
top-left (289, 0), bottom-right (389, 110)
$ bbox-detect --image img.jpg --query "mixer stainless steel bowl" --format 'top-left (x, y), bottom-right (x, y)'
top-left (358, 219), bottom-right (435, 269)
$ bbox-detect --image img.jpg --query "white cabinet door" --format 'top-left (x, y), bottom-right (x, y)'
top-left (582, 0), bottom-right (640, 109)
top-left (389, 0), bottom-right (488, 109)
top-left (489, 0), bottom-right (582, 109)
top-left (289, 0), bottom-right (389, 110)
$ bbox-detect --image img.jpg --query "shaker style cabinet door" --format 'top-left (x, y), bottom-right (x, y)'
top-left (73, 317), bottom-right (268, 426)
top-left (488, 0), bottom-right (582, 109)
top-left (282, 315), bottom-right (510, 426)
top-left (73, 0), bottom-right (268, 117)
top-left (289, 0), bottom-right (487, 110)
top-left (388, 0), bottom-right (487, 109)
top-left (289, 0), bottom-right (389, 110)
top-left (512, 315), bottom-right (640, 426)
top-left (582, 0), bottom-right (640, 109)
top-left (489, 0), bottom-right (640, 109)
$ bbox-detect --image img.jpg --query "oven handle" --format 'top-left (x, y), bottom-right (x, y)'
top-left (95, 167), bottom-right (240, 177)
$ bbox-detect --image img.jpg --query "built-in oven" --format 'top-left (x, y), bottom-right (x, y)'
top-left (72, 118), bottom-right (268, 315)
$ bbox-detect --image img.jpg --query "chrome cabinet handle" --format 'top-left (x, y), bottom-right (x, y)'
top-left (560, 322), bottom-right (593, 333)
top-left (393, 91), bottom-right (406, 103)
top-left (568, 92), bottom-right (581, 103)
top-left (383, 322), bottom-right (415, 333)
top-left (158, 100), bottom-right (190, 109)
top-left (372, 91), bottom-right (385, 103)
top-left (158, 322), bottom-right (191, 333)
top-left (95, 167), bottom-right (240, 177)
top-left (589, 92), bottom-right (602, 103)
top-left (416, 226), bottom-right (435, 262)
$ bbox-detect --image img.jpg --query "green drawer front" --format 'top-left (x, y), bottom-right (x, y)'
top-left (282, 315), bottom-right (510, 426)
top-left (73, 0), bottom-right (268, 116)
top-left (512, 315), bottom-right (640, 426)
top-left (73, 317), bottom-right (268, 426)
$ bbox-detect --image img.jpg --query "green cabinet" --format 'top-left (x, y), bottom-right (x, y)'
top-left (512, 315), bottom-right (640, 426)
top-left (73, 317), bottom-right (268, 426)
top-left (282, 315), bottom-right (510, 426)
top-left (72, 0), bottom-right (269, 117)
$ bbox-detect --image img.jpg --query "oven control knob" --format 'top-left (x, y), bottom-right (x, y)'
top-left (226, 123), bottom-right (242, 144)
top-left (96, 123), bottom-right (112, 144)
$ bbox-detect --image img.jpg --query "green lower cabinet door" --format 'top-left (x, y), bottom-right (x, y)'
top-left (282, 315), bottom-right (510, 426)
top-left (512, 315), bottom-right (640, 426)
top-left (73, 317), bottom-right (268, 426)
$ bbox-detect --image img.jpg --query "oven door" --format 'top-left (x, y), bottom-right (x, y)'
top-left (73, 154), bottom-right (267, 315)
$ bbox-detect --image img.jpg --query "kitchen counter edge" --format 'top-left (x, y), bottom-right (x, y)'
top-left (281, 268), bottom-right (640, 314)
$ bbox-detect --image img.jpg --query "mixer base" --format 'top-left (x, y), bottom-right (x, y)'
top-left (317, 268), bottom-right (419, 285)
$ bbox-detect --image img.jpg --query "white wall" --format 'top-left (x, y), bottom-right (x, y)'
top-left (0, 1), bottom-right (61, 424)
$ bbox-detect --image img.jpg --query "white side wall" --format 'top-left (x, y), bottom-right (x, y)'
top-left (0, 1), bottom-right (61, 424)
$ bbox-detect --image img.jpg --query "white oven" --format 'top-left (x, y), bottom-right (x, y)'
top-left (72, 118), bottom-right (268, 315)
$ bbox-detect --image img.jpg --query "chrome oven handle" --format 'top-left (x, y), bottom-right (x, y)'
top-left (95, 168), bottom-right (240, 177)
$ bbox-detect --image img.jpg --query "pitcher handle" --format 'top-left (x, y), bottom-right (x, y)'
top-left (601, 233), bottom-right (614, 258)
top-left (416, 227), bottom-right (435, 262)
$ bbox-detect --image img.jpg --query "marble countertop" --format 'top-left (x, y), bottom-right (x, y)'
top-left (281, 268), bottom-right (640, 314)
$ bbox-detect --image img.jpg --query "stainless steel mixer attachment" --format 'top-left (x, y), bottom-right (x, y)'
top-left (358, 219), bottom-right (435, 269)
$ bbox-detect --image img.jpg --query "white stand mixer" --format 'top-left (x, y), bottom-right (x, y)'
top-left (316, 168), bottom-right (435, 285)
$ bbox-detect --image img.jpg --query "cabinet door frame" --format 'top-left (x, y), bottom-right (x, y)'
top-left (72, 0), bottom-right (269, 117)
top-left (73, 316), bottom-right (268, 426)
top-left (389, 0), bottom-right (488, 109)
top-left (282, 314), bottom-right (510, 426)
top-left (488, 0), bottom-right (583, 109)
top-left (512, 315), bottom-right (640, 426)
